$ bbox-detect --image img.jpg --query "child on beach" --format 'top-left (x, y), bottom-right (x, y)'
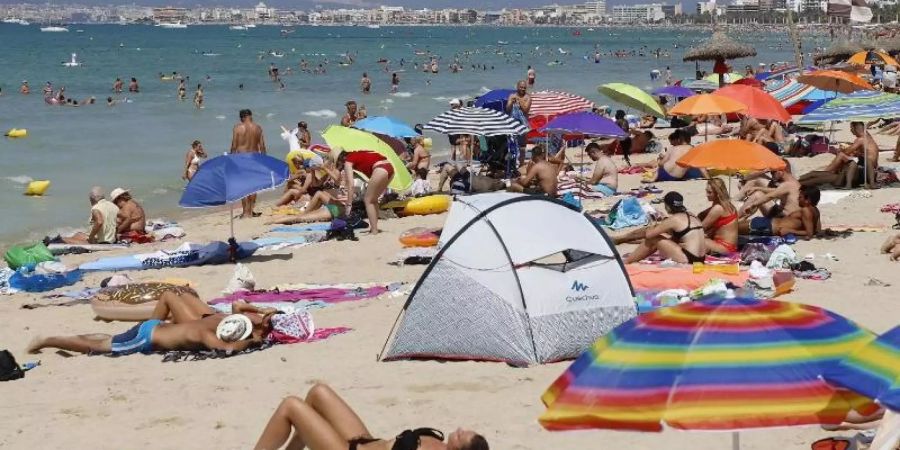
top-left (410, 168), bottom-right (432, 197)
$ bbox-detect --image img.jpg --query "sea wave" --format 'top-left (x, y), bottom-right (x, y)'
top-left (5, 175), bottom-right (33, 185)
top-left (391, 92), bottom-right (414, 98)
top-left (303, 109), bottom-right (338, 118)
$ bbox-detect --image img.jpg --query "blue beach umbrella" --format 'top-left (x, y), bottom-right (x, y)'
top-left (474, 88), bottom-right (514, 112)
top-left (180, 153), bottom-right (290, 251)
top-left (354, 116), bottom-right (419, 139)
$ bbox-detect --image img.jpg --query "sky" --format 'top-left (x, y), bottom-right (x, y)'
top-left (2, 0), bottom-right (653, 9)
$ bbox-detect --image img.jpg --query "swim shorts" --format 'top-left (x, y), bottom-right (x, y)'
top-left (592, 183), bottom-right (616, 196)
top-left (750, 217), bottom-right (773, 235)
top-left (111, 319), bottom-right (160, 355)
top-left (325, 204), bottom-right (341, 218)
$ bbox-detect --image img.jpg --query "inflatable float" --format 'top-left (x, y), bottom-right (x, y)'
top-left (399, 228), bottom-right (440, 247)
top-left (402, 195), bottom-right (451, 216)
top-left (90, 283), bottom-right (195, 321)
top-left (24, 180), bottom-right (50, 196)
top-left (5, 128), bottom-right (27, 138)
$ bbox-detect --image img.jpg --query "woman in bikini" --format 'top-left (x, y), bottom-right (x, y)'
top-left (698, 178), bottom-right (738, 254)
top-left (254, 383), bottom-right (488, 450)
top-left (183, 140), bottom-right (207, 181)
top-left (336, 149), bottom-right (395, 234)
top-left (621, 191), bottom-right (707, 264)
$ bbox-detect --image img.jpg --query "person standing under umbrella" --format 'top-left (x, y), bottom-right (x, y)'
top-left (230, 109), bottom-right (267, 219)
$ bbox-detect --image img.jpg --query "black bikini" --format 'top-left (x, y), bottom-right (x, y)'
top-left (348, 428), bottom-right (444, 450)
top-left (670, 213), bottom-right (705, 264)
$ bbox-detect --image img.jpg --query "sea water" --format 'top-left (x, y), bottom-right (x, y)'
top-left (0, 24), bottom-right (821, 242)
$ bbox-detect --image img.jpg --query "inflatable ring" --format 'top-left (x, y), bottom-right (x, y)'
top-left (6, 128), bottom-right (27, 138)
top-left (24, 180), bottom-right (50, 196)
top-left (401, 195), bottom-right (451, 216)
top-left (399, 228), bottom-right (439, 247)
top-left (285, 149), bottom-right (325, 174)
top-left (90, 283), bottom-right (195, 321)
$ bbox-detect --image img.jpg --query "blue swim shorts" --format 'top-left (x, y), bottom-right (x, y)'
top-left (592, 183), bottom-right (616, 196)
top-left (111, 319), bottom-right (161, 355)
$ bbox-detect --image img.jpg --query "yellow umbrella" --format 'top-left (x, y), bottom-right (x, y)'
top-left (321, 125), bottom-right (413, 191)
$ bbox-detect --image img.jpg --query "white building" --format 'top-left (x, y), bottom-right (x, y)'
top-left (584, 0), bottom-right (607, 15)
top-left (611, 3), bottom-right (666, 22)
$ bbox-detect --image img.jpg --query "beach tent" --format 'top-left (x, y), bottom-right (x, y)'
top-left (381, 193), bottom-right (636, 366)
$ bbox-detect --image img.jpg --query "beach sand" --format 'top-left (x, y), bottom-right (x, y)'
top-left (1, 130), bottom-right (898, 449)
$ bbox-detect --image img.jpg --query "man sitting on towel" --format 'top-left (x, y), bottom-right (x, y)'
top-left (508, 145), bottom-right (559, 196)
top-left (738, 185), bottom-right (821, 240)
top-left (653, 130), bottom-right (706, 182)
top-left (581, 142), bottom-right (618, 196)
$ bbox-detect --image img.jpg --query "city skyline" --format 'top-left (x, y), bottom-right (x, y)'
top-left (0, 0), bottom-right (701, 10)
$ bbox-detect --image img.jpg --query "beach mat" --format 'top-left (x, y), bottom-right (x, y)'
top-left (269, 223), bottom-right (331, 233)
top-left (159, 327), bottom-right (351, 362)
top-left (79, 241), bottom-right (258, 272)
top-left (626, 264), bottom-right (750, 291)
top-left (208, 285), bottom-right (390, 306)
top-left (47, 243), bottom-right (129, 256)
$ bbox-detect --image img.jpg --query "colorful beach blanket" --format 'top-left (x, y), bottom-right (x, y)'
top-left (159, 327), bottom-right (352, 362)
top-left (79, 241), bottom-right (258, 272)
top-left (208, 286), bottom-right (390, 306)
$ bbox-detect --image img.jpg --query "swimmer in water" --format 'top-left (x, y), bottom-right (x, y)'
top-left (128, 77), bottom-right (139, 93)
top-left (360, 72), bottom-right (371, 94)
top-left (193, 84), bottom-right (204, 109)
top-left (113, 77), bottom-right (123, 93)
top-left (178, 79), bottom-right (186, 100)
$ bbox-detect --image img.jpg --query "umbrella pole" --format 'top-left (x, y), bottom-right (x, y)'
top-left (732, 431), bottom-right (741, 450)
top-left (230, 203), bottom-right (235, 240)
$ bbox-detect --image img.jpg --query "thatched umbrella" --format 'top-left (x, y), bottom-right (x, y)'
top-left (813, 41), bottom-right (866, 66)
top-left (683, 32), bottom-right (757, 87)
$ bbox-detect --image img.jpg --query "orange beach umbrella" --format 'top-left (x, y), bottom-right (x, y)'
top-left (714, 85), bottom-right (792, 123)
top-left (796, 70), bottom-right (873, 94)
top-left (847, 50), bottom-right (899, 67)
top-left (668, 93), bottom-right (747, 117)
top-left (677, 139), bottom-right (787, 173)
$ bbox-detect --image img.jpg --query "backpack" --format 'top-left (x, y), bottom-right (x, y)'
top-left (0, 350), bottom-right (24, 382)
top-left (325, 219), bottom-right (357, 242)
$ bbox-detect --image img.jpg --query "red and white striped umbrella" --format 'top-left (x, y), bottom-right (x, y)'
top-left (529, 90), bottom-right (595, 117)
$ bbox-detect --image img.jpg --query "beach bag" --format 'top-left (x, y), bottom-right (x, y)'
top-left (4, 243), bottom-right (55, 270)
top-left (0, 350), bottom-right (24, 382)
top-left (265, 312), bottom-right (315, 345)
top-left (325, 219), bottom-right (357, 242)
top-left (223, 263), bottom-right (255, 295)
top-left (807, 135), bottom-right (830, 155)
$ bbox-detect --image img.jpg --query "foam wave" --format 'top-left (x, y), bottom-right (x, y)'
top-left (5, 175), bottom-right (33, 185)
top-left (215, 115), bottom-right (226, 120)
top-left (381, 98), bottom-right (394, 104)
top-left (432, 96), bottom-right (452, 102)
top-left (151, 188), bottom-right (169, 195)
top-left (303, 109), bottom-right (338, 118)
top-left (391, 92), bottom-right (414, 98)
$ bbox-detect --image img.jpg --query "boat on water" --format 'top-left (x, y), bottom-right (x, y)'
top-left (245, 23), bottom-right (256, 28)
top-left (157, 22), bottom-right (188, 29)
top-left (269, 51), bottom-right (285, 58)
top-left (62, 52), bottom-right (81, 67)
top-left (497, 41), bottom-right (509, 45)
top-left (2, 18), bottom-right (29, 25)
top-left (367, 24), bottom-right (381, 29)
top-left (40, 26), bottom-right (68, 32)
top-left (280, 28), bottom-right (295, 34)
top-left (229, 25), bottom-right (248, 30)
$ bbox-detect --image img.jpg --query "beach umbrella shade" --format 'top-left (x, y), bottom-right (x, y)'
top-left (474, 88), bottom-right (515, 112)
top-left (847, 50), bottom-right (900, 67)
top-left (321, 125), bottom-right (413, 191)
top-left (540, 112), bottom-right (626, 138)
top-left (703, 72), bottom-right (744, 84)
top-left (681, 79), bottom-right (719, 91)
top-left (422, 106), bottom-right (528, 136)
top-left (529, 90), bottom-right (595, 117)
top-left (597, 83), bottom-right (666, 118)
top-left (715, 85), bottom-right (792, 123)
top-left (683, 32), bottom-right (757, 87)
top-left (813, 40), bottom-right (867, 65)
top-left (732, 77), bottom-right (765, 89)
top-left (796, 90), bottom-right (900, 125)
top-left (797, 70), bottom-right (874, 94)
top-left (767, 78), bottom-right (837, 108)
top-left (179, 153), bottom-right (290, 246)
top-left (540, 296), bottom-right (879, 439)
top-left (677, 139), bottom-right (788, 173)
top-left (823, 326), bottom-right (900, 412)
top-left (651, 86), bottom-right (696, 99)
top-left (668, 93), bottom-right (747, 117)
top-left (353, 116), bottom-right (419, 139)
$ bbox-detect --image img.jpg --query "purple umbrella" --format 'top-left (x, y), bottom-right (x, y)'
top-left (539, 112), bottom-right (626, 138)
top-left (652, 86), bottom-right (697, 98)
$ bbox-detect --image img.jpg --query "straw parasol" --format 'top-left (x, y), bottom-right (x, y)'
top-left (813, 40), bottom-right (866, 65)
top-left (683, 32), bottom-right (757, 87)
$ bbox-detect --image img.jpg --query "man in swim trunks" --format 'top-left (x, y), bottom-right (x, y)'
top-left (27, 312), bottom-right (273, 356)
top-left (231, 109), bottom-right (267, 218)
top-left (583, 142), bottom-right (617, 196)
top-left (654, 129), bottom-right (706, 182)
top-left (508, 145), bottom-right (558, 196)
top-left (341, 101), bottom-right (358, 127)
top-left (110, 188), bottom-right (148, 241)
top-left (739, 167), bottom-right (802, 219)
top-left (360, 72), bottom-right (371, 94)
top-left (739, 185), bottom-right (821, 239)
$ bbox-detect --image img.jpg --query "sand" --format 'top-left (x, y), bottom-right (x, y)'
top-left (1, 129), bottom-right (898, 450)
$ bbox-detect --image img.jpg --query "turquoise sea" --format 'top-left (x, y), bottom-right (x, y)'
top-left (0, 24), bottom-right (820, 242)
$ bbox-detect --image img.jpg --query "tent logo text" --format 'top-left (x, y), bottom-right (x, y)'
top-left (571, 281), bottom-right (589, 292)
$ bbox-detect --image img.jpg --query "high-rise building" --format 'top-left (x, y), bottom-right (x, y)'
top-left (584, 0), bottom-right (607, 15)
top-left (611, 3), bottom-right (666, 22)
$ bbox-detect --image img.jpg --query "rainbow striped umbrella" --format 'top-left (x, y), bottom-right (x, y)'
top-left (540, 296), bottom-right (878, 434)
top-left (823, 326), bottom-right (900, 412)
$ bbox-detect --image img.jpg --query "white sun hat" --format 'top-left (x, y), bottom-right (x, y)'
top-left (216, 314), bottom-right (253, 342)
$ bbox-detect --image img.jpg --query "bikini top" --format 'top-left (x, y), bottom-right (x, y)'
top-left (392, 428), bottom-right (444, 450)
top-left (671, 213), bottom-right (703, 242)
top-left (713, 211), bottom-right (738, 230)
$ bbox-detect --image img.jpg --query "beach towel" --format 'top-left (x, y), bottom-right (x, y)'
top-left (618, 166), bottom-right (647, 175)
top-left (47, 243), bottom-right (129, 256)
top-left (158, 327), bottom-right (352, 362)
top-left (270, 223), bottom-right (332, 233)
top-left (79, 241), bottom-right (258, 272)
top-left (626, 264), bottom-right (750, 291)
top-left (818, 191), bottom-right (853, 205)
top-left (604, 197), bottom-right (649, 230)
top-left (208, 286), bottom-right (390, 306)
top-left (251, 233), bottom-right (326, 251)
top-left (556, 175), bottom-right (609, 200)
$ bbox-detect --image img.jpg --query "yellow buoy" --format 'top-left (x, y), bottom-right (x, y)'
top-left (6, 128), bottom-right (27, 138)
top-left (24, 180), bottom-right (50, 196)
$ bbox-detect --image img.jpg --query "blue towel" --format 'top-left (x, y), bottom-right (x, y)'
top-left (606, 197), bottom-right (649, 230)
top-left (270, 223), bottom-right (331, 233)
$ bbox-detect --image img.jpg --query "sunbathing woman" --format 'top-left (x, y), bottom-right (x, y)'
top-left (617, 192), bottom-right (707, 264)
top-left (268, 160), bottom-right (347, 225)
top-left (698, 178), bottom-right (738, 254)
top-left (254, 383), bottom-right (489, 450)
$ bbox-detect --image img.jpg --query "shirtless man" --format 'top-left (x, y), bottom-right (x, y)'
top-left (20, 80), bottom-right (29, 95)
top-left (583, 142), bottom-right (618, 196)
top-left (177, 79), bottom-right (186, 101)
top-left (739, 185), bottom-right (821, 239)
top-left (508, 146), bottom-right (558, 196)
top-left (739, 168), bottom-right (803, 219)
top-left (231, 109), bottom-right (267, 219)
top-left (653, 129), bottom-right (706, 181)
top-left (837, 121), bottom-right (880, 187)
top-left (506, 80), bottom-right (532, 163)
top-left (27, 311), bottom-right (273, 356)
top-left (128, 77), bottom-right (139, 93)
top-left (110, 188), bottom-right (147, 235)
top-left (112, 77), bottom-right (123, 93)
top-left (360, 72), bottom-right (371, 94)
top-left (341, 101), bottom-right (358, 127)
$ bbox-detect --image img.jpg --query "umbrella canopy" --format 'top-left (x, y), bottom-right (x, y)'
top-left (353, 116), bottom-right (419, 139)
top-left (798, 90), bottom-right (900, 125)
top-left (683, 32), bottom-right (757, 62)
top-left (540, 296), bottom-right (878, 432)
top-left (677, 139), bottom-right (788, 172)
top-left (733, 77), bottom-right (765, 88)
top-left (766, 78), bottom-right (836, 108)
top-left (847, 50), bottom-right (900, 67)
top-left (540, 112), bottom-right (626, 138)
top-left (474, 88), bottom-right (514, 112)
top-left (180, 153), bottom-right (289, 208)
top-left (823, 326), bottom-right (900, 412)
top-left (703, 72), bottom-right (744, 84)
top-left (797, 70), bottom-right (874, 94)
top-left (715, 85), bottom-right (792, 122)
top-left (813, 41), bottom-right (867, 65)
top-left (681, 79), bottom-right (719, 91)
top-left (597, 83), bottom-right (666, 118)
top-left (529, 90), bottom-right (595, 117)
top-left (321, 125), bottom-right (413, 191)
top-left (668, 93), bottom-right (747, 117)
top-left (423, 106), bottom-right (529, 136)
top-left (651, 86), bottom-right (696, 98)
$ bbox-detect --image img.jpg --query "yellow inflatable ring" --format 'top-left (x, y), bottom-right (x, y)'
top-left (24, 180), bottom-right (50, 196)
top-left (6, 128), bottom-right (27, 138)
top-left (402, 195), bottom-right (451, 216)
top-left (285, 149), bottom-right (324, 174)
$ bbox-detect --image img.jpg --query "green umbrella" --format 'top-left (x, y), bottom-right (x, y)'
top-left (321, 125), bottom-right (413, 192)
top-left (598, 83), bottom-right (666, 118)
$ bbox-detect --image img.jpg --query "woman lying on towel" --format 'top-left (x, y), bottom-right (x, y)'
top-left (254, 383), bottom-right (489, 450)
top-left (613, 191), bottom-right (707, 264)
top-left (697, 178), bottom-right (738, 254)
